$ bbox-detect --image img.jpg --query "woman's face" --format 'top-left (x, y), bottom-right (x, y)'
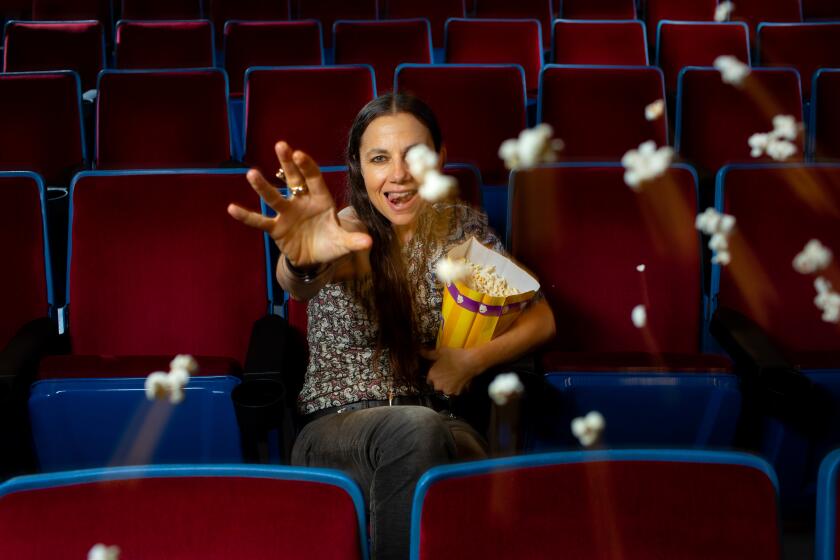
top-left (359, 112), bottom-right (439, 229)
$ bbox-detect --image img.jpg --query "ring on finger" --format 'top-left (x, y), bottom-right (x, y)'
top-left (288, 184), bottom-right (308, 198)
top-left (275, 168), bottom-right (286, 183)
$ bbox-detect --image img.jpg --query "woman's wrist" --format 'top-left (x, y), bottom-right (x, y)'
top-left (284, 255), bottom-right (329, 283)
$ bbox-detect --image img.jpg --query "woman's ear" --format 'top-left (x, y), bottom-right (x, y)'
top-left (438, 145), bottom-right (448, 169)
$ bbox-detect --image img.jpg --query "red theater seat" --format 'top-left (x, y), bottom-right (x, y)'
top-left (645, 0), bottom-right (717, 46)
top-left (395, 64), bottom-right (526, 185)
top-left (31, 0), bottom-right (110, 22)
top-left (445, 18), bottom-right (542, 96)
top-left (380, 0), bottom-right (465, 48)
top-left (412, 451), bottom-right (781, 560)
top-left (676, 68), bottom-right (804, 181)
top-left (294, 0), bottom-right (377, 48)
top-left (473, 0), bottom-right (553, 48)
top-left (0, 465), bottom-right (369, 559)
top-left (223, 20), bottom-right (323, 98)
top-left (3, 20), bottom-right (105, 92)
top-left (758, 22), bottom-right (840, 100)
top-left (656, 21), bottom-right (751, 95)
top-left (334, 19), bottom-right (432, 93)
top-left (0, 71), bottom-right (86, 186)
top-left (729, 0), bottom-right (803, 47)
top-left (95, 69), bottom-right (232, 169)
top-left (811, 70), bottom-right (840, 162)
top-left (803, 0), bottom-right (840, 19)
top-left (0, 172), bottom-right (51, 350)
top-left (59, 170), bottom-right (268, 362)
top-left (560, 0), bottom-right (635, 19)
top-left (120, 0), bottom-right (201, 19)
top-left (209, 0), bottom-right (291, 45)
top-left (538, 65), bottom-right (667, 160)
top-left (243, 66), bottom-right (375, 173)
top-left (552, 19), bottom-right (648, 66)
top-left (115, 19), bottom-right (214, 69)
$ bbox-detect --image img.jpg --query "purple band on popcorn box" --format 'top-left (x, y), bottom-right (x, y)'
top-left (446, 283), bottom-right (529, 316)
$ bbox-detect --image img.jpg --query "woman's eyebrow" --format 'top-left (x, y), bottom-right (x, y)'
top-left (364, 148), bottom-right (388, 158)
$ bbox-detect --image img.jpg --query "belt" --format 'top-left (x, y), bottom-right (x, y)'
top-left (303, 395), bottom-right (444, 424)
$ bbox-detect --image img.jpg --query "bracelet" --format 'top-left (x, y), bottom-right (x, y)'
top-left (284, 255), bottom-right (328, 283)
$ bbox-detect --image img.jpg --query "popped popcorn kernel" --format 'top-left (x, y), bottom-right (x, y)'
top-left (571, 411), bottom-right (606, 448)
top-left (631, 304), bottom-right (647, 328)
top-left (715, 1), bottom-right (735, 21)
top-left (748, 115), bottom-right (801, 161)
top-left (814, 276), bottom-right (840, 324)
top-left (435, 257), bottom-right (472, 285)
top-left (695, 208), bottom-right (736, 266)
top-left (499, 124), bottom-right (563, 170)
top-left (645, 99), bottom-right (665, 121)
top-left (418, 169), bottom-right (456, 202)
top-left (88, 544), bottom-right (120, 560)
top-left (488, 372), bottom-right (524, 406)
top-left (145, 355), bottom-right (194, 404)
top-left (621, 140), bottom-right (673, 189)
top-left (714, 55), bottom-right (750, 86)
top-left (793, 239), bottom-right (833, 274)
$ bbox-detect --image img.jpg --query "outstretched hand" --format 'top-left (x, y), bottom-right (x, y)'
top-left (227, 141), bottom-right (372, 267)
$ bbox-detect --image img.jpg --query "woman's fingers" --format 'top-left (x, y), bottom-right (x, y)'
top-left (293, 149), bottom-right (331, 198)
top-left (246, 168), bottom-right (289, 214)
top-left (275, 141), bottom-right (306, 189)
top-left (340, 230), bottom-right (373, 252)
top-left (227, 203), bottom-right (276, 233)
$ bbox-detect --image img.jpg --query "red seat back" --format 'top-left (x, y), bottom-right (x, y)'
top-left (31, 0), bottom-right (110, 22)
top-left (115, 20), bottom-right (214, 70)
top-left (509, 164), bottom-right (701, 353)
top-left (224, 20), bottom-right (323, 97)
top-left (645, 0), bottom-right (717, 46)
top-left (445, 18), bottom-right (542, 96)
top-left (473, 0), bottom-right (552, 48)
top-left (381, 0), bottom-right (465, 48)
top-left (0, 71), bottom-right (85, 186)
top-left (758, 23), bottom-right (840, 100)
top-left (68, 171), bottom-right (268, 362)
top-left (3, 20), bottom-right (104, 91)
top-left (0, 468), bottom-right (366, 559)
top-left (656, 21), bottom-right (750, 94)
top-left (716, 164), bottom-right (840, 366)
top-left (120, 0), bottom-right (201, 19)
top-left (334, 19), bottom-right (431, 93)
top-left (0, 172), bottom-right (50, 349)
top-left (730, 0), bottom-right (802, 47)
top-left (396, 64), bottom-right (526, 185)
top-left (539, 66), bottom-right (667, 159)
top-left (560, 0), bottom-right (635, 19)
top-left (415, 452), bottom-right (781, 560)
top-left (676, 68), bottom-right (804, 178)
top-left (294, 0), bottom-right (377, 48)
top-left (243, 66), bottom-right (375, 173)
top-left (552, 19), bottom-right (648, 66)
top-left (812, 70), bottom-right (840, 162)
top-left (95, 69), bottom-right (232, 169)
top-left (209, 0), bottom-right (291, 44)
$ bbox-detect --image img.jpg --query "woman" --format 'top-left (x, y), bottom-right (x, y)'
top-left (228, 93), bottom-right (555, 559)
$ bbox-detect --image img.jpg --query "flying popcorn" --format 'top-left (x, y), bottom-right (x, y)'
top-left (621, 140), bottom-right (674, 189)
top-left (714, 55), bottom-right (750, 87)
top-left (405, 144), bottom-right (439, 179)
top-left (793, 239), bottom-right (833, 274)
top-left (571, 411), bottom-right (606, 448)
top-left (814, 277), bottom-right (840, 324)
top-left (631, 304), bottom-right (647, 328)
top-left (645, 99), bottom-right (665, 121)
top-left (695, 208), bottom-right (736, 266)
top-left (636, 264), bottom-right (646, 272)
top-left (715, 1), bottom-right (735, 21)
top-left (144, 354), bottom-right (196, 404)
top-left (82, 89), bottom-right (98, 103)
top-left (435, 256), bottom-right (472, 285)
top-left (88, 544), bottom-right (120, 560)
top-left (498, 124), bottom-right (564, 170)
top-left (488, 372), bottom-right (524, 406)
top-left (418, 169), bottom-right (457, 202)
top-left (748, 114), bottom-right (800, 161)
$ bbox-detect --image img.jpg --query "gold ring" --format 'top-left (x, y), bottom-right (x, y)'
top-left (275, 168), bottom-right (286, 183)
top-left (288, 185), bottom-right (308, 198)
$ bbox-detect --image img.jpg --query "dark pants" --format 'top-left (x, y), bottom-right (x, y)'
top-left (291, 405), bottom-right (487, 559)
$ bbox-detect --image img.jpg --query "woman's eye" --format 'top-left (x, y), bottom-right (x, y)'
top-left (371, 155), bottom-right (387, 163)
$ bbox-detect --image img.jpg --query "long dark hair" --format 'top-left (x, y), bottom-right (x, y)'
top-left (346, 93), bottom-right (443, 388)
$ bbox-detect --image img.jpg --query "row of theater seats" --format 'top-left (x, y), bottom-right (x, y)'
top-left (3, 163), bottom-right (838, 515)
top-left (4, 17), bottom-right (840, 100)
top-left (2, 0), bottom-right (839, 48)
top-left (2, 63), bottom-right (840, 187)
top-left (4, 449), bottom-right (840, 558)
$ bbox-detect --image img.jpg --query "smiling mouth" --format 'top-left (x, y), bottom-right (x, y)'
top-left (384, 190), bottom-right (418, 209)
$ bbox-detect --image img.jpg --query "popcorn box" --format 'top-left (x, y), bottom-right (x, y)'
top-left (437, 237), bottom-right (540, 349)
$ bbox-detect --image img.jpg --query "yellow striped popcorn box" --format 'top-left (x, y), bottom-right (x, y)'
top-left (437, 237), bottom-right (540, 349)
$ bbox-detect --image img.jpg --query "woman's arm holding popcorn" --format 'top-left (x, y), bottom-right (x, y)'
top-left (422, 299), bottom-right (555, 395)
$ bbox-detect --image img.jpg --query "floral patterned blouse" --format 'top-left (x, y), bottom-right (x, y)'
top-left (298, 203), bottom-right (505, 415)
